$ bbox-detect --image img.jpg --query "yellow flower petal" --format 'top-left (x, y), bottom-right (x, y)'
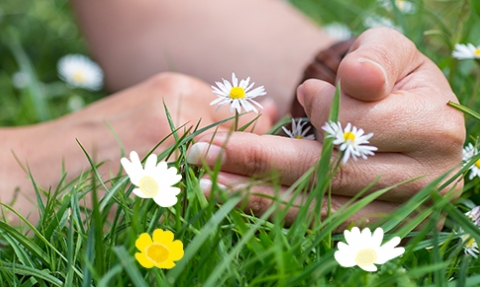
top-left (136, 233), bottom-right (153, 252)
top-left (155, 260), bottom-right (176, 269)
top-left (153, 229), bottom-right (174, 245)
top-left (168, 240), bottom-right (185, 261)
top-left (135, 252), bottom-right (154, 268)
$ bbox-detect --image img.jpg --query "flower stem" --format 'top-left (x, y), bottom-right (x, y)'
top-left (234, 111), bottom-right (239, 131)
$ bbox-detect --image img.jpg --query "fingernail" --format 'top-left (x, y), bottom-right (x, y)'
top-left (358, 58), bottom-right (388, 87)
top-left (186, 142), bottom-right (224, 165)
top-left (297, 84), bottom-right (305, 106)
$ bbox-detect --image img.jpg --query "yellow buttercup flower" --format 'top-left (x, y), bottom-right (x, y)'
top-left (135, 229), bottom-right (184, 269)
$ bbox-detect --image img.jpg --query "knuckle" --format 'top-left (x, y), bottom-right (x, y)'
top-left (243, 143), bottom-right (270, 176)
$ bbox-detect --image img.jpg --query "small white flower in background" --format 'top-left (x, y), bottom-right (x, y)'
top-left (57, 54), bottom-right (103, 91)
top-left (462, 143), bottom-right (480, 180)
top-left (363, 15), bottom-right (403, 32)
top-left (381, 0), bottom-right (415, 14)
top-left (12, 71), bottom-right (31, 89)
top-left (323, 22), bottom-right (352, 41)
top-left (121, 151), bottom-right (182, 207)
top-left (67, 95), bottom-right (85, 112)
top-left (334, 227), bottom-right (405, 272)
top-left (210, 72), bottom-right (266, 114)
top-left (452, 43), bottom-right (480, 60)
top-left (282, 118), bottom-right (315, 140)
top-left (322, 122), bottom-right (377, 164)
top-left (466, 206), bottom-right (480, 226)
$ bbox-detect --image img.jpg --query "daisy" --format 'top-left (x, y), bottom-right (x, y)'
top-left (381, 0), bottom-right (415, 14)
top-left (210, 72), bottom-right (266, 114)
top-left (120, 151), bottom-right (182, 207)
top-left (452, 43), bottom-right (480, 60)
top-left (335, 227), bottom-right (405, 272)
top-left (322, 122), bottom-right (378, 164)
top-left (363, 15), bottom-right (403, 32)
top-left (57, 54), bottom-right (103, 91)
top-left (135, 229), bottom-right (184, 269)
top-left (462, 143), bottom-right (480, 180)
top-left (460, 233), bottom-right (479, 258)
top-left (323, 22), bottom-right (352, 41)
top-left (466, 206), bottom-right (480, 226)
top-left (12, 71), bottom-right (30, 89)
top-left (282, 118), bottom-right (315, 140)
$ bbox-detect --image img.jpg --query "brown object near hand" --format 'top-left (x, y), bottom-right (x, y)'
top-left (290, 38), bottom-right (356, 120)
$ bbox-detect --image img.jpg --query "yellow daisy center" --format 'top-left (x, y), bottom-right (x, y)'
top-left (474, 158), bottom-right (480, 168)
top-left (465, 237), bottom-right (476, 248)
top-left (474, 49), bottom-right (480, 56)
top-left (229, 87), bottom-right (246, 99)
top-left (146, 243), bottom-right (170, 264)
top-left (355, 248), bottom-right (378, 267)
top-left (72, 71), bottom-right (86, 84)
top-left (295, 135), bottom-right (304, 139)
top-left (343, 131), bottom-right (356, 142)
top-left (139, 176), bottom-right (159, 197)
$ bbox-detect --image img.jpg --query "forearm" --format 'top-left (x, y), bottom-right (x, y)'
top-left (71, 0), bottom-right (334, 117)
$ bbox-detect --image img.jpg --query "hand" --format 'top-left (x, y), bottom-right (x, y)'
top-left (3, 72), bottom-right (276, 222)
top-left (186, 28), bottom-right (465, 228)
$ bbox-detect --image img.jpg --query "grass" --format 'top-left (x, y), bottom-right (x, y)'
top-left (1, 0), bottom-right (480, 286)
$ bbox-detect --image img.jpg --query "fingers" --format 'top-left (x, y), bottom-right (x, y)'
top-left (199, 173), bottom-right (401, 230)
top-left (297, 78), bottom-right (464, 154)
top-left (187, 132), bottom-right (434, 202)
top-left (337, 27), bottom-right (422, 101)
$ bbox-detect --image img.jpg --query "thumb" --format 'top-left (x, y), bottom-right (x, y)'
top-left (338, 27), bottom-right (421, 101)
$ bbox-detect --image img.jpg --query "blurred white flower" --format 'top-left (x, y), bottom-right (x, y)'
top-left (452, 43), bottom-right (480, 60)
top-left (57, 54), bottom-right (103, 91)
top-left (322, 122), bottom-right (377, 164)
top-left (121, 151), bottom-right (182, 207)
top-left (334, 227), bottom-right (405, 272)
top-left (211, 73), bottom-right (266, 114)
top-left (463, 143), bottom-right (480, 180)
top-left (67, 95), bottom-right (85, 112)
top-left (381, 0), bottom-right (415, 14)
top-left (466, 206), bottom-right (480, 226)
top-left (12, 71), bottom-right (30, 89)
top-left (323, 22), bottom-right (352, 41)
top-left (282, 118), bottom-right (315, 140)
top-left (363, 15), bottom-right (402, 32)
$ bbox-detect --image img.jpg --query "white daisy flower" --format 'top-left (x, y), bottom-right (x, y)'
top-left (381, 0), bottom-right (415, 14)
top-left (57, 54), bottom-right (104, 91)
top-left (460, 233), bottom-right (479, 258)
top-left (323, 22), bottom-right (352, 41)
top-left (462, 143), bottom-right (480, 180)
top-left (335, 227), bottom-right (405, 272)
top-left (363, 15), bottom-right (403, 32)
top-left (210, 72), bottom-right (266, 114)
top-left (466, 206), bottom-right (480, 226)
top-left (282, 118), bottom-right (315, 140)
top-left (12, 71), bottom-right (30, 89)
top-left (120, 151), bottom-right (182, 207)
top-left (322, 122), bottom-right (378, 164)
top-left (452, 43), bottom-right (480, 60)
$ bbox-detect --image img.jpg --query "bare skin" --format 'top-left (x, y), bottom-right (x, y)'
top-left (71, 0), bottom-right (334, 117)
top-left (187, 28), bottom-right (465, 228)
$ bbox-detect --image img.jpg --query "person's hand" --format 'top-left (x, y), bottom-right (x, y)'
top-left (186, 27), bottom-right (465, 228)
top-left (3, 72), bottom-right (276, 223)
